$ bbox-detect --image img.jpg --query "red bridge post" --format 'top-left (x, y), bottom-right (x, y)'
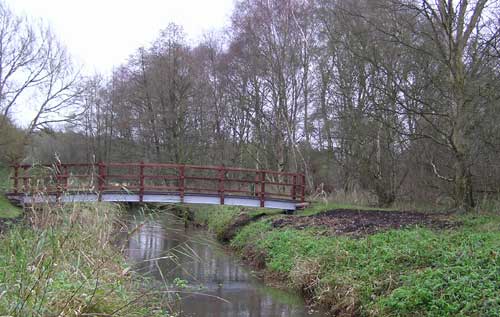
top-left (260, 171), bottom-right (266, 208)
top-left (13, 164), bottom-right (19, 194)
top-left (301, 173), bottom-right (306, 203)
top-left (139, 161), bottom-right (144, 202)
top-left (254, 173), bottom-right (259, 197)
top-left (179, 165), bottom-right (185, 203)
top-left (219, 167), bottom-right (225, 205)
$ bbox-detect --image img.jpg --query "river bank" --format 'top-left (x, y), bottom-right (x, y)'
top-left (0, 203), bottom-right (170, 316)
top-left (190, 204), bottom-right (500, 316)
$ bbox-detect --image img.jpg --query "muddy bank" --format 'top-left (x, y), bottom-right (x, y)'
top-left (272, 209), bottom-right (458, 236)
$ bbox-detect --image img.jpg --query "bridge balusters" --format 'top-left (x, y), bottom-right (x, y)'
top-left (291, 175), bottom-right (297, 200)
top-left (23, 166), bottom-right (29, 193)
top-left (8, 162), bottom-right (305, 207)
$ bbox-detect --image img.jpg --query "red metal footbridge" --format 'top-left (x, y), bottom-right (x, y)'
top-left (6, 162), bottom-right (306, 210)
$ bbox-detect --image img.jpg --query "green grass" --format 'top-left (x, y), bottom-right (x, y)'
top-left (190, 204), bottom-right (282, 237)
top-left (0, 195), bottom-right (21, 218)
top-left (0, 165), bottom-right (20, 218)
top-left (228, 213), bottom-right (500, 316)
top-left (0, 165), bottom-right (11, 191)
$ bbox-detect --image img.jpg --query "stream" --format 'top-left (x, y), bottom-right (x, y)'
top-left (121, 210), bottom-right (321, 317)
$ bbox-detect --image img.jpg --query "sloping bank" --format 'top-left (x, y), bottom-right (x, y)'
top-left (191, 204), bottom-right (500, 316)
top-left (0, 203), bottom-right (170, 316)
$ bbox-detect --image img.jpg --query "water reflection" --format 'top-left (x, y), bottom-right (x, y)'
top-left (127, 221), bottom-right (165, 272)
top-left (124, 212), bottom-right (320, 317)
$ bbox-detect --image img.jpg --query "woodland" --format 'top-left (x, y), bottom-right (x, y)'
top-left (1, 0), bottom-right (500, 211)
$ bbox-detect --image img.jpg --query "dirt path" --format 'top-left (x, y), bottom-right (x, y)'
top-left (272, 209), bottom-right (457, 236)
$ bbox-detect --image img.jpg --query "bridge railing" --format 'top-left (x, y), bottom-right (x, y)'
top-left (9, 162), bottom-right (305, 206)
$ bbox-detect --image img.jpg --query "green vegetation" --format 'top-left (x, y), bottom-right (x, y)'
top-left (190, 204), bottom-right (282, 238)
top-left (192, 205), bottom-right (241, 237)
top-left (0, 166), bottom-right (10, 191)
top-left (0, 166), bottom-right (21, 219)
top-left (200, 204), bottom-right (500, 316)
top-left (0, 203), bottom-right (170, 316)
top-left (0, 195), bottom-right (21, 218)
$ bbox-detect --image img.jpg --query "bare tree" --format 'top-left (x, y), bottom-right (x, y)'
top-left (0, 1), bottom-right (82, 135)
top-left (382, 0), bottom-right (498, 210)
top-left (32, 0), bottom-right (500, 211)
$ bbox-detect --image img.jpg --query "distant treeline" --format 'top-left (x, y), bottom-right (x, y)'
top-left (1, 0), bottom-right (500, 210)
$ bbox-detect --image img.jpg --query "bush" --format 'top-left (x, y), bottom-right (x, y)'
top-left (0, 116), bottom-right (25, 164)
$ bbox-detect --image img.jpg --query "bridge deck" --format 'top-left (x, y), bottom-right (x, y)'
top-left (7, 162), bottom-right (305, 210)
top-left (7, 191), bottom-right (299, 210)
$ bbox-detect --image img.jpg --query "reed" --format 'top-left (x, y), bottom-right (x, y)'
top-left (0, 202), bottom-right (171, 316)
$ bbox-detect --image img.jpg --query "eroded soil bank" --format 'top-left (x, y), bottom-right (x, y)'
top-left (271, 209), bottom-right (457, 236)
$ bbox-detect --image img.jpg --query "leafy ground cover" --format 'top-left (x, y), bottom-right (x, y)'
top-left (199, 203), bottom-right (500, 316)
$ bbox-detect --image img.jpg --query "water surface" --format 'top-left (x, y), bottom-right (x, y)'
top-left (122, 211), bottom-right (321, 317)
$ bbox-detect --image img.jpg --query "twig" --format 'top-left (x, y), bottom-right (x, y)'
top-left (430, 159), bottom-right (453, 182)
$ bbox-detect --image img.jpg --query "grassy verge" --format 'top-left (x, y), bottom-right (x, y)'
top-left (0, 195), bottom-right (21, 218)
top-left (190, 204), bottom-right (282, 239)
top-left (0, 166), bottom-right (10, 189)
top-left (197, 204), bottom-right (500, 316)
top-left (0, 203), bottom-right (170, 316)
top-left (0, 166), bottom-right (20, 219)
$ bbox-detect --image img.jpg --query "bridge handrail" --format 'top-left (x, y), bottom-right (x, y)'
top-left (9, 162), bottom-right (306, 206)
top-left (12, 162), bottom-right (303, 176)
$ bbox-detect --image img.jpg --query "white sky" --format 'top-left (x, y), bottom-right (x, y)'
top-left (6, 0), bottom-right (235, 75)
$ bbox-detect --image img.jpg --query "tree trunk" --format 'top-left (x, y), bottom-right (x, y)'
top-left (453, 156), bottom-right (474, 211)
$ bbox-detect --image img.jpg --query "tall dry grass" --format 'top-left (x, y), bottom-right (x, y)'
top-left (0, 201), bottom-right (171, 316)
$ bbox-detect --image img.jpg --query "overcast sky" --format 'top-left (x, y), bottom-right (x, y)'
top-left (6, 0), bottom-right (235, 75)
